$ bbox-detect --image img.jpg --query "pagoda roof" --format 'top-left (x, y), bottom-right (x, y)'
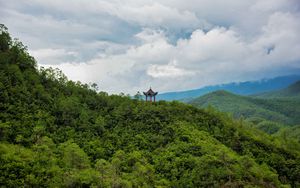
top-left (143, 88), bottom-right (158, 96)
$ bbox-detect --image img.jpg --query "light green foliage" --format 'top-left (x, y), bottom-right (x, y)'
top-left (59, 141), bottom-right (91, 169)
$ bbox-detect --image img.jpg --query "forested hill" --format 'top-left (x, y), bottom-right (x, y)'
top-left (1, 24), bottom-right (300, 187)
top-left (188, 89), bottom-right (300, 126)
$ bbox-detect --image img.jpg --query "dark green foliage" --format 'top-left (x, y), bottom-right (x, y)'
top-left (1, 25), bottom-right (300, 187)
top-left (0, 24), bottom-right (11, 52)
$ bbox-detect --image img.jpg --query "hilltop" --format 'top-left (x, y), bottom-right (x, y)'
top-left (188, 84), bottom-right (300, 139)
top-left (1, 24), bottom-right (300, 187)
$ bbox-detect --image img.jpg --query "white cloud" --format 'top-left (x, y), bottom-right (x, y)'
top-left (176, 28), bottom-right (248, 64)
top-left (147, 60), bottom-right (195, 78)
top-left (30, 48), bottom-right (77, 65)
top-left (111, 2), bottom-right (201, 29)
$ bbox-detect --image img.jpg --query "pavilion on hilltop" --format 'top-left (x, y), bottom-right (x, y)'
top-left (143, 88), bottom-right (158, 102)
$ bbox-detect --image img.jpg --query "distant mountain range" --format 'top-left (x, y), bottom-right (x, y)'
top-left (254, 80), bottom-right (300, 98)
top-left (157, 74), bottom-right (300, 101)
top-left (188, 81), bottom-right (300, 135)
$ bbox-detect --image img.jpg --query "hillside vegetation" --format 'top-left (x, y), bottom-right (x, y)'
top-left (188, 85), bottom-right (300, 143)
top-left (1, 24), bottom-right (300, 187)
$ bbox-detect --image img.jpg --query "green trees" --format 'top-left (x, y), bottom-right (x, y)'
top-left (0, 24), bottom-right (11, 52)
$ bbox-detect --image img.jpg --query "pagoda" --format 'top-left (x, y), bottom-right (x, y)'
top-left (143, 88), bottom-right (158, 102)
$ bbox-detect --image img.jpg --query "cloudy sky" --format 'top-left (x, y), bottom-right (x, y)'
top-left (1, 0), bottom-right (300, 94)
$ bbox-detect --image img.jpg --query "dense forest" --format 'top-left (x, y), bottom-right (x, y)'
top-left (1, 24), bottom-right (300, 187)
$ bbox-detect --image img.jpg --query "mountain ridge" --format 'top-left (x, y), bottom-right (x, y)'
top-left (254, 80), bottom-right (300, 98)
top-left (157, 75), bottom-right (300, 101)
top-left (188, 82), bottom-right (300, 136)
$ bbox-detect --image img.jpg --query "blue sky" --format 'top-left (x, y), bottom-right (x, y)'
top-left (1, 0), bottom-right (300, 94)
